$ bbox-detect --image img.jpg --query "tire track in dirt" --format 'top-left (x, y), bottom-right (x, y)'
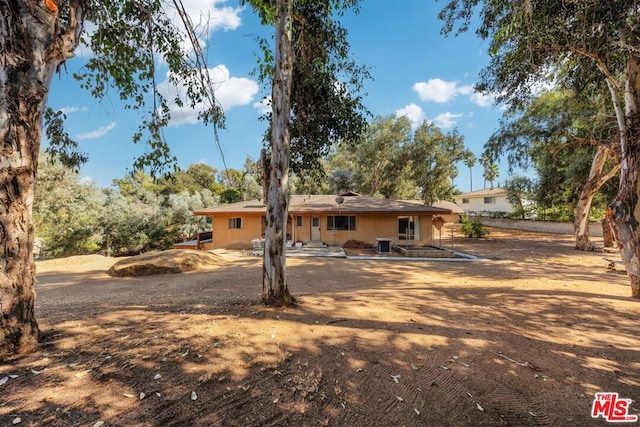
top-left (481, 383), bottom-right (551, 426)
top-left (145, 374), bottom-right (282, 427)
top-left (198, 374), bottom-right (282, 426)
top-left (339, 361), bottom-right (477, 426)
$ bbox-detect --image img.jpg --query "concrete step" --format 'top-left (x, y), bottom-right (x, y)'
top-left (303, 240), bottom-right (327, 248)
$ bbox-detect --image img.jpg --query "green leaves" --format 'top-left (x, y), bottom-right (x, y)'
top-left (66, 0), bottom-right (225, 177)
top-left (410, 122), bottom-right (467, 204)
top-left (247, 0), bottom-right (370, 177)
top-left (44, 108), bottom-right (88, 171)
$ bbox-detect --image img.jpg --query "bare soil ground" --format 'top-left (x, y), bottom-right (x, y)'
top-left (1, 226), bottom-right (639, 426)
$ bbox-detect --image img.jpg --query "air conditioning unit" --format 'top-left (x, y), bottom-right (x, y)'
top-left (376, 238), bottom-right (392, 254)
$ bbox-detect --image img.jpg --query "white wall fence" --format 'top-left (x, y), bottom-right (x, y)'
top-left (478, 217), bottom-right (603, 237)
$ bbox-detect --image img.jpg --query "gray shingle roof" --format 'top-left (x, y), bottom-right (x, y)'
top-left (194, 194), bottom-right (451, 216)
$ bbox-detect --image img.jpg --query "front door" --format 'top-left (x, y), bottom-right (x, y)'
top-left (311, 217), bottom-right (321, 241)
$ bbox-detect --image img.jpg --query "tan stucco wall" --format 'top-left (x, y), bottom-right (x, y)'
top-left (274, 214), bottom-right (435, 247)
top-left (208, 214), bottom-right (264, 249)
top-left (290, 215), bottom-right (310, 242)
top-left (203, 213), bottom-right (439, 249)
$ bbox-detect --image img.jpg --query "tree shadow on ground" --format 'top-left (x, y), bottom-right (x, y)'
top-left (2, 241), bottom-right (638, 426)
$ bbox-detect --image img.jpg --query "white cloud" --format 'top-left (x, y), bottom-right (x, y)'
top-left (79, 176), bottom-right (95, 185)
top-left (469, 92), bottom-right (495, 107)
top-left (413, 79), bottom-right (460, 103)
top-left (213, 66), bottom-right (259, 108)
top-left (253, 97), bottom-right (272, 115)
top-left (456, 84), bottom-right (475, 96)
top-left (179, 0), bottom-right (242, 33)
top-left (158, 65), bottom-right (259, 126)
top-left (395, 103), bottom-right (425, 126)
top-left (413, 78), bottom-right (494, 107)
top-left (166, 1), bottom-right (244, 54)
top-left (432, 112), bottom-right (463, 129)
top-left (59, 106), bottom-right (88, 115)
top-left (76, 121), bottom-right (116, 140)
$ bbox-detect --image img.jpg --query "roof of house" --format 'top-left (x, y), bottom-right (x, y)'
top-left (401, 199), bottom-right (465, 214)
top-left (194, 194), bottom-right (452, 216)
top-left (432, 200), bottom-right (465, 214)
top-left (454, 187), bottom-right (507, 198)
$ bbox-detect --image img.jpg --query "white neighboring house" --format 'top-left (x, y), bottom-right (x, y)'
top-left (453, 187), bottom-right (513, 216)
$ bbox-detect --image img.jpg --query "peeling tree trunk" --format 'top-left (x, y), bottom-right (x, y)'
top-left (1, 2), bottom-right (53, 358)
top-left (605, 55), bottom-right (640, 299)
top-left (262, 0), bottom-right (295, 307)
top-left (574, 145), bottom-right (620, 251)
top-left (602, 218), bottom-right (614, 247)
top-left (0, 1), bottom-right (82, 358)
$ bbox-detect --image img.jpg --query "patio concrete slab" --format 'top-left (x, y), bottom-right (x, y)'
top-left (285, 246), bottom-right (346, 258)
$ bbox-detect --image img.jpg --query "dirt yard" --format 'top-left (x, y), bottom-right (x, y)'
top-left (1, 227), bottom-right (638, 426)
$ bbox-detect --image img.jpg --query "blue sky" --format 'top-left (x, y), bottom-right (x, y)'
top-left (46, 0), bottom-right (515, 193)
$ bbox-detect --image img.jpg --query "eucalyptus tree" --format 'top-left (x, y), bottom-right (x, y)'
top-left (244, 0), bottom-right (368, 306)
top-left (486, 88), bottom-right (620, 250)
top-left (34, 156), bottom-right (104, 258)
top-left (440, 0), bottom-right (640, 297)
top-left (504, 176), bottom-right (536, 220)
top-left (325, 146), bottom-right (357, 194)
top-left (410, 122), bottom-right (467, 204)
top-left (351, 114), bottom-right (412, 198)
top-left (0, 1), bottom-right (223, 357)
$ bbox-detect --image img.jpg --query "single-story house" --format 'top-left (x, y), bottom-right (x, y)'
top-left (402, 200), bottom-right (464, 224)
top-left (188, 193), bottom-right (451, 250)
top-left (452, 187), bottom-right (512, 216)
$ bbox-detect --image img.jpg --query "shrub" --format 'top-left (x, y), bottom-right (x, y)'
top-left (460, 216), bottom-right (488, 238)
top-left (343, 239), bottom-right (373, 249)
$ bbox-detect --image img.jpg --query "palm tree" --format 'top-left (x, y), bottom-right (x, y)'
top-left (483, 162), bottom-right (499, 189)
top-left (480, 152), bottom-right (499, 189)
top-left (463, 151), bottom-right (476, 191)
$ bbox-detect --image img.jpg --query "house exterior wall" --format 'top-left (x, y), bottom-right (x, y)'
top-left (291, 215), bottom-right (311, 242)
top-left (303, 214), bottom-right (436, 247)
top-left (204, 214), bottom-right (264, 249)
top-left (202, 213), bottom-right (437, 249)
top-left (454, 195), bottom-right (512, 215)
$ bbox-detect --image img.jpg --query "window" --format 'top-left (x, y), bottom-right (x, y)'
top-left (327, 215), bottom-right (356, 231)
top-left (462, 198), bottom-right (470, 204)
top-left (398, 216), bottom-right (420, 240)
top-left (296, 216), bottom-right (303, 227)
top-left (228, 217), bottom-right (242, 229)
top-left (484, 197), bottom-right (495, 204)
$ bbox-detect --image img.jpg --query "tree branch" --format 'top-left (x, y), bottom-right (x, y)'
top-left (570, 46), bottom-right (621, 92)
top-left (53, 0), bottom-right (86, 62)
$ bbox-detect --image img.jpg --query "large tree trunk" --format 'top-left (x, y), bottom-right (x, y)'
top-left (0, 1), bottom-right (81, 358)
top-left (574, 145), bottom-right (620, 251)
top-left (606, 55), bottom-right (640, 299)
top-left (602, 218), bottom-right (614, 247)
top-left (262, 0), bottom-right (295, 307)
top-left (0, 2), bottom-right (51, 358)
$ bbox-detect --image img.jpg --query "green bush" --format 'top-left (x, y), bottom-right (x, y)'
top-left (460, 215), bottom-right (488, 238)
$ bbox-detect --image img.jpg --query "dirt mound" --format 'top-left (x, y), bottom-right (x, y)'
top-left (107, 249), bottom-right (225, 277)
top-left (37, 254), bottom-right (117, 275)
